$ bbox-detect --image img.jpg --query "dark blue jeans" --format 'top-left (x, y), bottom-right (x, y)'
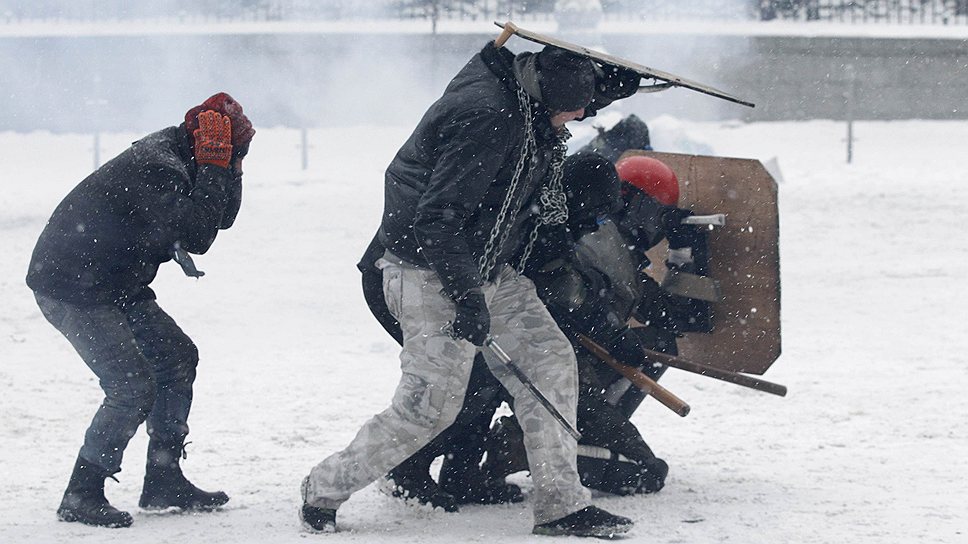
top-left (35, 293), bottom-right (198, 474)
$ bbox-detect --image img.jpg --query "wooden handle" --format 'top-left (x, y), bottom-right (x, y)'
top-left (577, 334), bottom-right (690, 417)
top-left (494, 21), bottom-right (518, 48)
top-left (637, 344), bottom-right (788, 397)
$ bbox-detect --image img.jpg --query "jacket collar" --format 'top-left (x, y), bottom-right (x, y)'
top-left (480, 42), bottom-right (559, 144)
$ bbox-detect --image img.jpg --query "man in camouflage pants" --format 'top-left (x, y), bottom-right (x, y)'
top-left (300, 42), bottom-right (632, 537)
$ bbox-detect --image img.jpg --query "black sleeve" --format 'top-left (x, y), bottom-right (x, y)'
top-left (219, 175), bottom-right (243, 230)
top-left (618, 190), bottom-right (666, 250)
top-left (357, 232), bottom-right (386, 274)
top-left (531, 258), bottom-right (629, 346)
top-left (129, 162), bottom-right (233, 255)
top-left (518, 223), bottom-right (573, 278)
top-left (413, 108), bottom-right (512, 299)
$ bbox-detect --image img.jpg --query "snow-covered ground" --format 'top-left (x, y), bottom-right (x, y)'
top-left (1, 115), bottom-right (966, 543)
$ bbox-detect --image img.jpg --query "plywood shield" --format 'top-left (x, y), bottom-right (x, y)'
top-left (621, 151), bottom-right (781, 375)
top-left (494, 21), bottom-right (755, 108)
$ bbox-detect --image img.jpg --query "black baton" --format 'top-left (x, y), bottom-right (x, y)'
top-left (442, 324), bottom-right (581, 441)
top-left (481, 337), bottom-right (582, 441)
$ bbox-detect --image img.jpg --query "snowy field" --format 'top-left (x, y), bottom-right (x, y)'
top-left (1, 115), bottom-right (966, 543)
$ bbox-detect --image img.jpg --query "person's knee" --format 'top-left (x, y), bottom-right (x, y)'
top-left (104, 373), bottom-right (156, 419)
top-left (392, 377), bottom-right (464, 438)
top-left (522, 326), bottom-right (577, 372)
top-left (174, 340), bottom-right (199, 382)
top-left (549, 335), bottom-right (578, 363)
top-left (394, 395), bottom-right (454, 436)
top-left (155, 340), bottom-right (199, 387)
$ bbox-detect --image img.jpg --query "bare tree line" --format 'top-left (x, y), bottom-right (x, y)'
top-left (1, 0), bottom-right (966, 25)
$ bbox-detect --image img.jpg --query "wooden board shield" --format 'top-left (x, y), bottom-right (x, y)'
top-left (620, 150), bottom-right (781, 375)
top-left (494, 21), bottom-right (755, 108)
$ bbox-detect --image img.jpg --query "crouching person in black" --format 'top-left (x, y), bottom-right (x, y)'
top-left (26, 93), bottom-right (255, 528)
top-left (485, 152), bottom-right (706, 496)
top-left (358, 152), bottom-right (675, 506)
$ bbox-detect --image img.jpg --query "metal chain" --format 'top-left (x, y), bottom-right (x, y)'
top-left (477, 84), bottom-right (538, 281)
top-left (516, 131), bottom-right (570, 274)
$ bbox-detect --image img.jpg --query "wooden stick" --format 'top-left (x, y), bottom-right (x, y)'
top-left (494, 21), bottom-right (518, 48)
top-left (636, 343), bottom-right (788, 397)
top-left (577, 334), bottom-right (690, 417)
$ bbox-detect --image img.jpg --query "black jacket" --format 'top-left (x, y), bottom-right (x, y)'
top-left (526, 194), bottom-right (684, 346)
top-left (377, 43), bottom-right (561, 299)
top-left (26, 125), bottom-right (240, 306)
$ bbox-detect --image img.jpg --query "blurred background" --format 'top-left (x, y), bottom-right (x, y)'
top-left (1, 0), bottom-right (966, 134)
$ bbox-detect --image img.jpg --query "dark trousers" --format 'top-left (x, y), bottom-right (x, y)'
top-left (35, 293), bottom-right (198, 474)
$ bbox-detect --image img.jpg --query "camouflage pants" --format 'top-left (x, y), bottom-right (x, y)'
top-left (304, 259), bottom-right (590, 524)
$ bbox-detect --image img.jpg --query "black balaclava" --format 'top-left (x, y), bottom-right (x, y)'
top-left (562, 152), bottom-right (622, 234)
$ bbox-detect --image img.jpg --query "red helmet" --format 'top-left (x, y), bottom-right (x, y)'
top-left (615, 155), bottom-right (679, 206)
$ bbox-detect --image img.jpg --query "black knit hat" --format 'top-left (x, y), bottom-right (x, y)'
top-left (537, 47), bottom-right (597, 112)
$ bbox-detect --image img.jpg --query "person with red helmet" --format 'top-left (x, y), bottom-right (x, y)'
top-left (615, 154), bottom-right (706, 266)
top-left (26, 92), bottom-right (254, 528)
top-left (482, 153), bottom-right (709, 497)
top-left (615, 155), bottom-right (679, 206)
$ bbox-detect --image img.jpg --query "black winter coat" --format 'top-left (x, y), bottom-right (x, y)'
top-left (377, 43), bottom-right (561, 299)
top-left (525, 191), bottom-right (682, 346)
top-left (26, 125), bottom-right (240, 306)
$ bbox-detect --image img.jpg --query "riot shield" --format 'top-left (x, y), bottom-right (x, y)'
top-left (621, 150), bottom-right (781, 375)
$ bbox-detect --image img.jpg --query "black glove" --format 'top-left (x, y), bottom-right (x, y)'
top-left (598, 65), bottom-right (641, 101)
top-left (661, 206), bottom-right (702, 250)
top-left (607, 330), bottom-right (647, 368)
top-left (634, 291), bottom-right (683, 336)
top-left (582, 65), bottom-right (640, 119)
top-left (452, 290), bottom-right (490, 346)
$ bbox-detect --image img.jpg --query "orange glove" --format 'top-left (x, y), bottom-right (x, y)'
top-left (193, 110), bottom-right (233, 169)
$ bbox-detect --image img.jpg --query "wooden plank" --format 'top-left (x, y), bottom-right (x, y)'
top-left (494, 21), bottom-right (755, 108)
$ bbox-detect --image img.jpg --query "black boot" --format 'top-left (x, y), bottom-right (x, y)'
top-left (439, 462), bottom-right (523, 505)
top-left (299, 477), bottom-right (337, 533)
top-left (637, 457), bottom-right (669, 494)
top-left (480, 416), bottom-right (529, 480)
top-left (533, 506), bottom-right (634, 537)
top-left (139, 441), bottom-right (229, 511)
top-left (383, 467), bottom-right (459, 512)
top-left (57, 455), bottom-right (133, 528)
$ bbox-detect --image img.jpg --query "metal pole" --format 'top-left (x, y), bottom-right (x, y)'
top-left (845, 63), bottom-right (855, 164)
top-left (440, 324), bottom-right (581, 440)
top-left (483, 337), bottom-right (582, 441)
top-left (301, 127), bottom-right (308, 170)
top-left (93, 131), bottom-right (101, 170)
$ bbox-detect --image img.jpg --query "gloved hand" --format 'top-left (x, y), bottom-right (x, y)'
top-left (193, 110), bottom-right (233, 169)
top-left (661, 206), bottom-right (702, 249)
top-left (607, 330), bottom-right (647, 368)
top-left (598, 65), bottom-right (641, 101)
top-left (582, 66), bottom-right (639, 119)
top-left (633, 290), bottom-right (683, 336)
top-left (452, 290), bottom-right (490, 346)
